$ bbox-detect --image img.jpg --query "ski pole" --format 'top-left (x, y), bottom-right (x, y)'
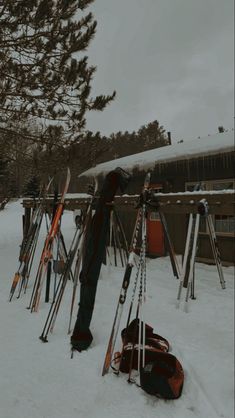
top-left (102, 208), bottom-right (143, 376)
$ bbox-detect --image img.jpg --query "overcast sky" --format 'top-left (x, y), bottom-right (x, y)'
top-left (85, 0), bottom-right (234, 143)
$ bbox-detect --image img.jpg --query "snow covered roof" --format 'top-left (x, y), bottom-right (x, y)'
top-left (79, 131), bottom-right (234, 178)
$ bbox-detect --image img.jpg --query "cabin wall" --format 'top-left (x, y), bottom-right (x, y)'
top-left (196, 233), bottom-right (235, 264)
top-left (74, 151), bottom-right (234, 264)
top-left (126, 152), bottom-right (233, 187)
top-left (115, 152), bottom-right (235, 265)
top-left (117, 207), bottom-right (234, 265)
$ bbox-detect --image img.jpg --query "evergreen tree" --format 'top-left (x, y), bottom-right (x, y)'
top-left (0, 156), bottom-right (8, 197)
top-left (23, 175), bottom-right (41, 198)
top-left (137, 120), bottom-right (167, 149)
top-left (0, 120), bottom-right (41, 196)
top-left (66, 119), bottom-right (169, 176)
top-left (0, 0), bottom-right (115, 142)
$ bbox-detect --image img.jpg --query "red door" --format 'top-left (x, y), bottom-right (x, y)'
top-left (147, 212), bottom-right (165, 256)
top-left (147, 184), bottom-right (165, 256)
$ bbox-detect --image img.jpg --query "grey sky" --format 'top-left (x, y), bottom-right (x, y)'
top-left (85, 0), bottom-right (234, 143)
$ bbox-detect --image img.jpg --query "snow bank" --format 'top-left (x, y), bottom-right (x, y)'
top-left (0, 200), bottom-right (234, 418)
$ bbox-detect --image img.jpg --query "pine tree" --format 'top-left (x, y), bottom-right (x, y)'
top-left (0, 0), bottom-right (115, 142)
top-left (137, 120), bottom-right (167, 149)
top-left (0, 157), bottom-right (7, 197)
top-left (23, 175), bottom-right (40, 198)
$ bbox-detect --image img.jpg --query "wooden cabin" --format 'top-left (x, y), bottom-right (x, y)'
top-left (78, 131), bottom-right (235, 265)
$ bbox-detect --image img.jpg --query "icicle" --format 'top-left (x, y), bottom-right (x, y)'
top-left (202, 155), bottom-right (205, 178)
top-left (210, 156), bottom-right (213, 171)
top-left (196, 158), bottom-right (199, 180)
top-left (186, 159), bottom-right (190, 180)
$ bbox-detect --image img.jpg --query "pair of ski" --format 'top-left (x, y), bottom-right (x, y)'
top-left (101, 173), bottom-right (180, 376)
top-left (9, 178), bottom-right (54, 301)
top-left (176, 197), bottom-right (226, 309)
top-left (125, 190), bottom-right (148, 383)
top-left (102, 173), bottom-right (151, 376)
top-left (28, 168), bottom-right (71, 312)
top-left (40, 179), bottom-right (98, 342)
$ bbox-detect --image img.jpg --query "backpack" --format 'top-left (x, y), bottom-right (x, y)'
top-left (121, 318), bottom-right (170, 352)
top-left (140, 352), bottom-right (184, 399)
top-left (115, 319), bottom-right (184, 399)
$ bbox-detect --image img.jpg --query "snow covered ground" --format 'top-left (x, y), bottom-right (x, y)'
top-left (0, 200), bottom-right (234, 418)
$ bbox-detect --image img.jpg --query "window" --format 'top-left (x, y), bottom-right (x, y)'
top-left (214, 215), bottom-right (235, 233)
top-left (185, 179), bottom-right (235, 235)
top-left (212, 180), bottom-right (234, 191)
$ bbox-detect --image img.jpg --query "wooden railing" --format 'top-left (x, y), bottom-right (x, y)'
top-left (22, 190), bottom-right (235, 215)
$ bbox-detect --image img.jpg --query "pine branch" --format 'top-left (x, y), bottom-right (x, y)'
top-left (0, 0), bottom-right (115, 141)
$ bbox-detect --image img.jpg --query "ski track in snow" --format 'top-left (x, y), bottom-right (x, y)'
top-left (0, 200), bottom-right (234, 418)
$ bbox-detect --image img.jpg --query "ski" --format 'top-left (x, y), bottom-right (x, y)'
top-left (101, 172), bottom-right (151, 376)
top-left (28, 168), bottom-right (71, 312)
top-left (39, 179), bottom-right (98, 342)
top-left (158, 211), bottom-right (181, 280)
top-left (184, 213), bottom-right (200, 306)
top-left (126, 198), bottom-right (148, 382)
top-left (176, 183), bottom-right (202, 304)
top-left (206, 214), bottom-right (226, 289)
top-left (176, 213), bottom-right (194, 303)
top-left (9, 178), bottom-right (53, 301)
top-left (39, 222), bottom-right (84, 341)
top-left (70, 168), bottom-right (131, 354)
top-left (199, 199), bottom-right (226, 289)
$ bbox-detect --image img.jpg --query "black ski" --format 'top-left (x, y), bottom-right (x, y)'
top-left (70, 167), bottom-right (131, 354)
top-left (68, 178), bottom-right (98, 335)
